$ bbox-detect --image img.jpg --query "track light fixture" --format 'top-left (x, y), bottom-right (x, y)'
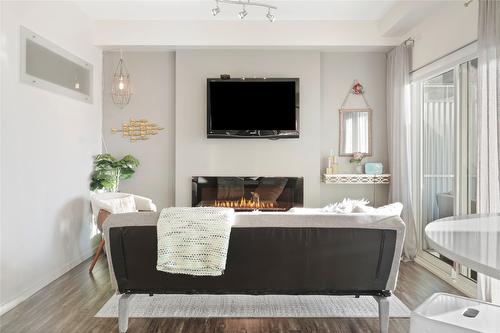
top-left (238, 6), bottom-right (248, 19)
top-left (211, 0), bottom-right (220, 16)
top-left (211, 6), bottom-right (220, 16)
top-left (211, 0), bottom-right (277, 22)
top-left (266, 8), bottom-right (275, 22)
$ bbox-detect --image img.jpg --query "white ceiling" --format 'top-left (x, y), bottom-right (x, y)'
top-left (80, 0), bottom-right (456, 49)
top-left (76, 0), bottom-right (403, 21)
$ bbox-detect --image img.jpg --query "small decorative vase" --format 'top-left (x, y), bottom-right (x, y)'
top-left (105, 168), bottom-right (121, 192)
top-left (352, 163), bottom-right (363, 174)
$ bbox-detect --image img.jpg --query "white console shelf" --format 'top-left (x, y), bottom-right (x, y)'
top-left (323, 174), bottom-right (391, 185)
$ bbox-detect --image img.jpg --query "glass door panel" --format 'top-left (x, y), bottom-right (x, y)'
top-left (421, 69), bottom-right (456, 261)
top-left (466, 59), bottom-right (478, 215)
top-left (459, 58), bottom-right (478, 281)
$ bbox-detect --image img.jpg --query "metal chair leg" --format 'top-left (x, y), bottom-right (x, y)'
top-left (88, 238), bottom-right (105, 273)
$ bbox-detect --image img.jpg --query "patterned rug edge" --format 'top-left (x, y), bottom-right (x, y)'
top-left (95, 294), bottom-right (411, 318)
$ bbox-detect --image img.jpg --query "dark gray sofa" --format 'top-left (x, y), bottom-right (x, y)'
top-left (104, 211), bottom-right (405, 333)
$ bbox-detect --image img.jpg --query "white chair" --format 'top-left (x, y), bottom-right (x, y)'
top-left (89, 192), bottom-right (157, 273)
top-left (410, 293), bottom-right (500, 333)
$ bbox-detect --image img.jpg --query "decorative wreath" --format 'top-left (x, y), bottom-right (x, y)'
top-left (351, 82), bottom-right (364, 95)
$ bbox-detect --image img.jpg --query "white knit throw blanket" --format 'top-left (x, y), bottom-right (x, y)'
top-left (156, 207), bottom-right (234, 276)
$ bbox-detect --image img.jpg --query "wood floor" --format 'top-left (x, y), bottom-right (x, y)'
top-left (0, 256), bottom-right (464, 333)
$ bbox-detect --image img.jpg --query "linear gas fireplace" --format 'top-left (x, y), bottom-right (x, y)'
top-left (192, 176), bottom-right (303, 212)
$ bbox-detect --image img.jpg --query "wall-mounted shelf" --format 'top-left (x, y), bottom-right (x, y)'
top-left (323, 174), bottom-right (391, 185)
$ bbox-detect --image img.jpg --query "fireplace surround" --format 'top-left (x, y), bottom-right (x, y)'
top-left (192, 176), bottom-right (303, 211)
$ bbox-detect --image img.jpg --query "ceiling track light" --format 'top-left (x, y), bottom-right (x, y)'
top-left (266, 8), bottom-right (275, 22)
top-left (212, 0), bottom-right (277, 22)
top-left (211, 0), bottom-right (220, 16)
top-left (238, 6), bottom-right (248, 19)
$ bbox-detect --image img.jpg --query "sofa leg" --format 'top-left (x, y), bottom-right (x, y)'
top-left (118, 294), bottom-right (132, 333)
top-left (374, 296), bottom-right (389, 333)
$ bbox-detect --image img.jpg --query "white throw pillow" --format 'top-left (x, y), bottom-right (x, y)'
top-left (99, 195), bottom-right (137, 214)
top-left (322, 198), bottom-right (370, 213)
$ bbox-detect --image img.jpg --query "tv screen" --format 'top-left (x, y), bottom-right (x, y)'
top-left (207, 78), bottom-right (299, 138)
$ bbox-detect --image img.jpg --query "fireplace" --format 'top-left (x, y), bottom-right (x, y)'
top-left (192, 176), bottom-right (303, 211)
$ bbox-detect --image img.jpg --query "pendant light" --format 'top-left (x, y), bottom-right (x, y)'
top-left (111, 50), bottom-right (132, 109)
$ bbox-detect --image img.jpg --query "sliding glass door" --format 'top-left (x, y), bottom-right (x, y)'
top-left (421, 69), bottom-right (456, 239)
top-left (414, 58), bottom-right (478, 283)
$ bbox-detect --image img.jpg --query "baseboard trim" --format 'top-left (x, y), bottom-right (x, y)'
top-left (415, 254), bottom-right (477, 298)
top-left (0, 248), bottom-right (95, 316)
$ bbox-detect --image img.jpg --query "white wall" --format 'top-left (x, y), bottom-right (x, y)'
top-left (175, 50), bottom-right (321, 207)
top-left (0, 1), bottom-right (102, 314)
top-left (102, 52), bottom-right (175, 209)
top-left (408, 1), bottom-right (478, 71)
top-left (320, 52), bottom-right (389, 206)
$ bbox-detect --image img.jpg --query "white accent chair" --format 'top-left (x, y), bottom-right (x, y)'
top-left (89, 192), bottom-right (157, 273)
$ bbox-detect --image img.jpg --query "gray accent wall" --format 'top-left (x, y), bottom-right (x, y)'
top-left (320, 52), bottom-right (389, 206)
top-left (102, 50), bottom-right (389, 209)
top-left (102, 52), bottom-right (176, 209)
top-left (175, 50), bottom-right (322, 207)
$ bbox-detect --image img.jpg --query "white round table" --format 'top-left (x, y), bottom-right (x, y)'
top-left (425, 214), bottom-right (500, 280)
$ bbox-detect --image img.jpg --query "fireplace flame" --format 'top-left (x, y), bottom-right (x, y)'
top-left (214, 197), bottom-right (275, 210)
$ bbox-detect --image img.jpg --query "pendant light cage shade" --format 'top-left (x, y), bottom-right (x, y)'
top-left (111, 57), bottom-right (132, 109)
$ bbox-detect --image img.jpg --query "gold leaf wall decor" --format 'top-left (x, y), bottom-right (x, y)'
top-left (112, 119), bottom-right (164, 142)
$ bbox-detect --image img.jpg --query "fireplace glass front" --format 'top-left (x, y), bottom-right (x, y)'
top-left (192, 177), bottom-right (303, 211)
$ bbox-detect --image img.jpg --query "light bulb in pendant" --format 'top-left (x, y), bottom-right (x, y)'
top-left (112, 53), bottom-right (132, 108)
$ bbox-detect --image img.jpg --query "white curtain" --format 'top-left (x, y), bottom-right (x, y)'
top-left (387, 45), bottom-right (418, 260)
top-left (477, 0), bottom-right (500, 304)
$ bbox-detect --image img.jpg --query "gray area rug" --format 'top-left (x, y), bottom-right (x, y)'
top-left (96, 294), bottom-right (410, 318)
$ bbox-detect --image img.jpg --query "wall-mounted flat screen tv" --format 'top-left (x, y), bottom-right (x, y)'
top-left (207, 78), bottom-right (299, 138)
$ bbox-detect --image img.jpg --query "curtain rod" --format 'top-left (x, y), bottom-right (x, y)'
top-left (409, 39), bottom-right (478, 74)
top-left (402, 37), bottom-right (414, 47)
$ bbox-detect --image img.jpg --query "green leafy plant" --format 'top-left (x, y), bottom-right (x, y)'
top-left (90, 154), bottom-right (140, 191)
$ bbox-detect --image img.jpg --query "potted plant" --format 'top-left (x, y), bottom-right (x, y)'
top-left (90, 154), bottom-right (140, 192)
top-left (350, 152), bottom-right (364, 174)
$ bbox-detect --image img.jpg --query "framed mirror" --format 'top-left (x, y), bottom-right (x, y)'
top-left (339, 108), bottom-right (372, 156)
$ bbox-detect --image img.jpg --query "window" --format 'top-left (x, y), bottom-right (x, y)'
top-left (20, 26), bottom-right (93, 103)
